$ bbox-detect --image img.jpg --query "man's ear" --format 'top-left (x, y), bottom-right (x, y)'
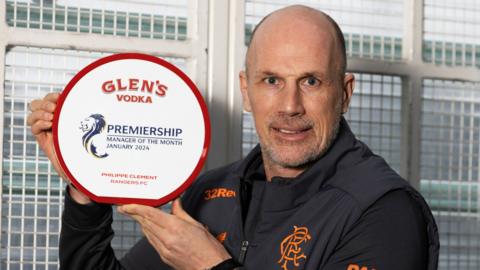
top-left (239, 71), bottom-right (252, 112)
top-left (341, 73), bottom-right (355, 114)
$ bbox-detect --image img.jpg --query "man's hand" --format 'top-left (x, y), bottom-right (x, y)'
top-left (118, 198), bottom-right (231, 270)
top-left (27, 93), bottom-right (91, 204)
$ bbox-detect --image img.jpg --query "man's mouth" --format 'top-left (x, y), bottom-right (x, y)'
top-left (271, 126), bottom-right (312, 141)
top-left (273, 128), bottom-right (309, 134)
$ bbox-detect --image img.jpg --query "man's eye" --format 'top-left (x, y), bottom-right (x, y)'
top-left (264, 77), bottom-right (279, 85)
top-left (303, 77), bottom-right (320, 87)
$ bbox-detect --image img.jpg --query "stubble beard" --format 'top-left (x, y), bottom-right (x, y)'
top-left (258, 112), bottom-right (342, 170)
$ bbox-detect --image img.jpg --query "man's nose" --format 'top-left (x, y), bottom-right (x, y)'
top-left (278, 81), bottom-right (306, 116)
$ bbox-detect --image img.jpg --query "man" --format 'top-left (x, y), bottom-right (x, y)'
top-left (27, 5), bottom-right (439, 270)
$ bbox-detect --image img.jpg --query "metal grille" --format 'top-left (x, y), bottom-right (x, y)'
top-left (241, 112), bottom-right (257, 157)
top-left (423, 0), bottom-right (480, 68)
top-left (344, 73), bottom-right (402, 173)
top-left (6, 0), bottom-right (188, 40)
top-left (1, 46), bottom-right (186, 268)
top-left (242, 73), bottom-right (403, 175)
top-left (421, 78), bottom-right (480, 269)
top-left (245, 0), bottom-right (404, 60)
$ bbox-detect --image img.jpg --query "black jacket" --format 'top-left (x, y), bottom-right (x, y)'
top-left (60, 119), bottom-right (439, 269)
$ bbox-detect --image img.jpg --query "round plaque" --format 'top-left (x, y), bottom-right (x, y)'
top-left (53, 53), bottom-right (210, 206)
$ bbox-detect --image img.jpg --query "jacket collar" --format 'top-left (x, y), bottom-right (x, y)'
top-left (234, 117), bottom-right (368, 210)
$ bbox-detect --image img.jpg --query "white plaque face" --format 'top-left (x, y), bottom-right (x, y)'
top-left (53, 54), bottom-right (210, 206)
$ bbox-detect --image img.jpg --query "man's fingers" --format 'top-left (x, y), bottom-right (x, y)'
top-left (171, 198), bottom-right (202, 227)
top-left (120, 200), bottom-right (202, 229)
top-left (125, 212), bottom-right (147, 226)
top-left (27, 110), bottom-right (54, 126)
top-left (119, 210), bottom-right (153, 231)
top-left (118, 204), bottom-right (156, 217)
top-left (29, 99), bottom-right (57, 113)
top-left (29, 99), bottom-right (43, 111)
top-left (118, 204), bottom-right (171, 227)
top-left (44, 92), bottom-right (60, 102)
top-left (42, 101), bottom-right (56, 113)
top-left (31, 120), bottom-right (53, 135)
top-left (118, 206), bottom-right (169, 246)
top-left (29, 100), bottom-right (56, 113)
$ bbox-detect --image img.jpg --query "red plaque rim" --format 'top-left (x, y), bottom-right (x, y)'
top-left (52, 53), bottom-right (211, 206)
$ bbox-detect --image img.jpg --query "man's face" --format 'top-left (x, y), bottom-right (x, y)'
top-left (240, 17), bottom-right (353, 170)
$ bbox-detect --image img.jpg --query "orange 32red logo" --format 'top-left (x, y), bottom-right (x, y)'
top-left (204, 188), bottom-right (236, 200)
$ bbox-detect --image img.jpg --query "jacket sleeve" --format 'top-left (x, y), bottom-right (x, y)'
top-left (59, 186), bottom-right (172, 270)
top-left (321, 189), bottom-right (429, 270)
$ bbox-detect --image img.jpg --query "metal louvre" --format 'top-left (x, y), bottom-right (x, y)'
top-left (241, 112), bottom-right (257, 157)
top-left (423, 0), bottom-right (480, 68)
top-left (2, 47), bottom-right (103, 269)
top-left (245, 0), bottom-right (404, 60)
top-left (5, 0), bottom-right (188, 40)
top-left (345, 73), bottom-right (402, 173)
top-left (421, 78), bottom-right (480, 269)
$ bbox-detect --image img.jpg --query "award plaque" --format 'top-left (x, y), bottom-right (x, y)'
top-left (53, 53), bottom-right (210, 206)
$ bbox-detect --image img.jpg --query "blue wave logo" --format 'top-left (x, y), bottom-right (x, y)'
top-left (79, 114), bottom-right (109, 158)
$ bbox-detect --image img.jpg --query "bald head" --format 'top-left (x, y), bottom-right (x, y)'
top-left (246, 5), bottom-right (346, 80)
